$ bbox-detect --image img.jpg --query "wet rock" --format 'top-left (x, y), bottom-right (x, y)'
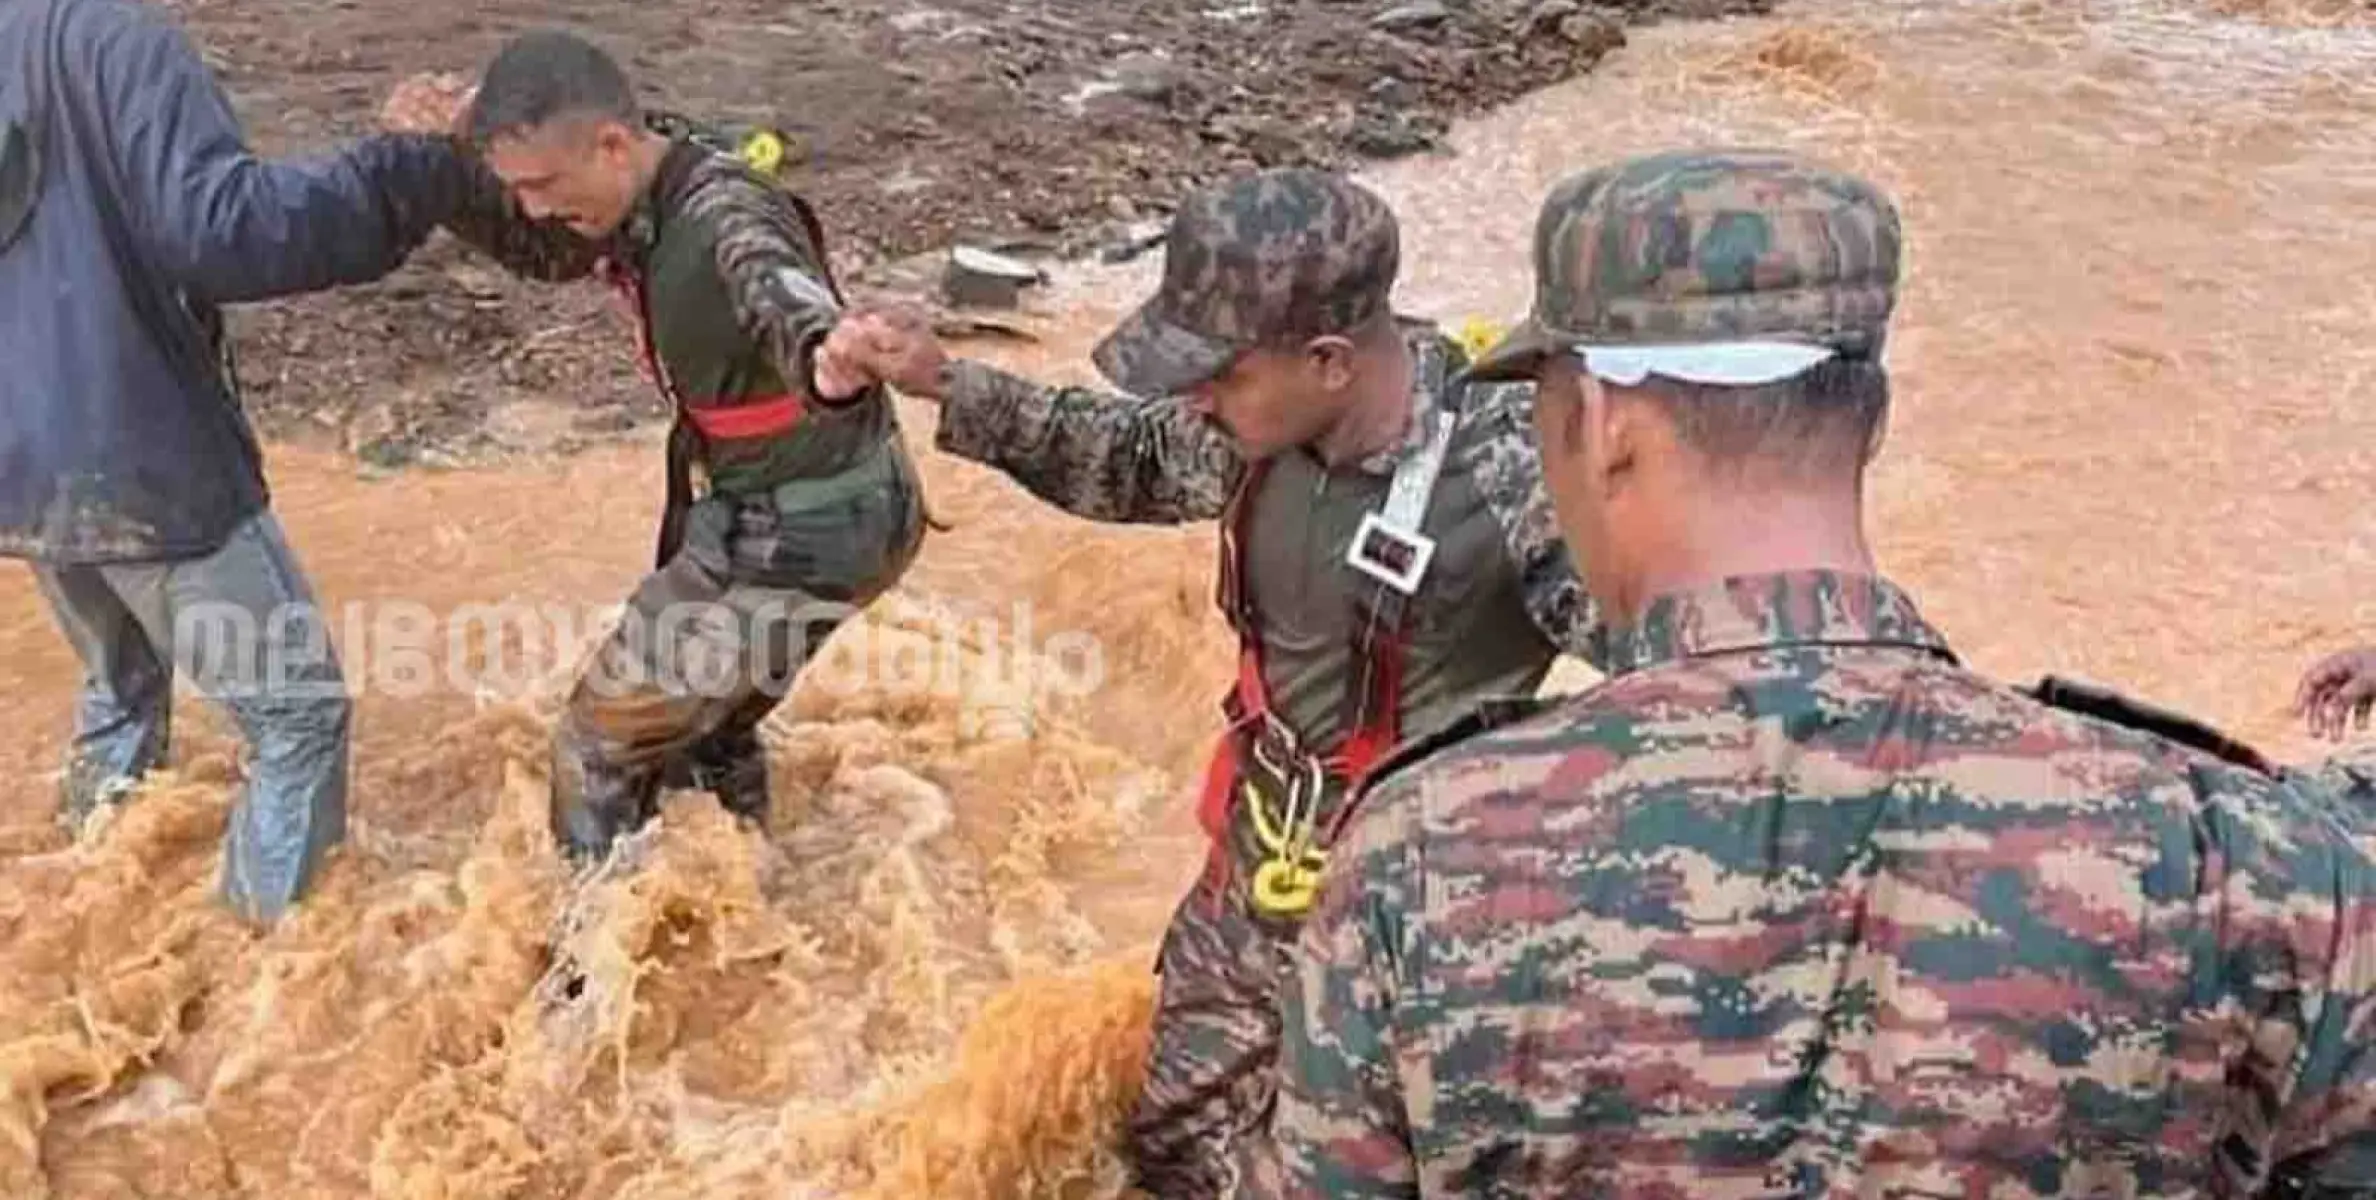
top-left (1526, 0), bottom-right (1580, 31)
top-left (1371, 1), bottom-right (1452, 33)
top-left (1099, 218), bottom-right (1171, 264)
top-left (942, 245), bottom-right (1046, 309)
top-left (1560, 11), bottom-right (1625, 50)
top-left (1200, 111), bottom-right (1300, 164)
top-left (1110, 52), bottom-right (1186, 103)
top-left (1367, 73), bottom-right (1420, 107)
top-left (355, 437), bottom-right (416, 470)
top-left (1346, 108), bottom-right (1444, 158)
top-left (886, 7), bottom-right (955, 34)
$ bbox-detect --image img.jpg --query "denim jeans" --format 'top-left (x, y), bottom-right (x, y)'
top-left (29, 508), bottom-right (350, 926)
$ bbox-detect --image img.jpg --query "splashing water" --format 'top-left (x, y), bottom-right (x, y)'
top-left (5, 0), bottom-right (2376, 1194)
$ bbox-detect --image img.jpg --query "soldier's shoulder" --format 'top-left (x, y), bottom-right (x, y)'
top-left (1395, 315), bottom-right (1533, 414)
top-left (1973, 671), bottom-right (2374, 855)
top-left (1353, 691), bottom-right (1588, 808)
top-left (674, 145), bottom-right (783, 215)
top-left (2019, 673), bottom-right (2280, 777)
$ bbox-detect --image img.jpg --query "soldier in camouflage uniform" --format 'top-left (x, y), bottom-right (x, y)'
top-left (381, 33), bottom-right (925, 861)
top-left (823, 169), bottom-right (1603, 1197)
top-left (1263, 148), bottom-right (2376, 1197)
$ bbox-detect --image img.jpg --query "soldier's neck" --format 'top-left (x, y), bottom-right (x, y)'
top-left (1627, 491), bottom-right (1878, 617)
top-left (1310, 366), bottom-right (1414, 469)
top-left (625, 132), bottom-right (673, 197)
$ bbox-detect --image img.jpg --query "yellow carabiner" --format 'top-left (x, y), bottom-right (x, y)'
top-left (1245, 780), bottom-right (1292, 853)
top-left (1240, 773), bottom-right (1327, 918)
top-left (1252, 852), bottom-right (1326, 918)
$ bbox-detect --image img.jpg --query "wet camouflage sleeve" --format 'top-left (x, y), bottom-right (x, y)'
top-left (678, 156), bottom-right (861, 409)
top-left (933, 360), bottom-right (1244, 524)
top-left (1272, 571), bottom-right (2376, 1195)
top-left (433, 148), bottom-right (605, 283)
top-left (1455, 377), bottom-right (1604, 670)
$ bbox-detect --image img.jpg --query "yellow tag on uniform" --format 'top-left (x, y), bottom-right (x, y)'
top-left (1452, 315), bottom-right (1508, 362)
top-left (739, 130), bottom-right (785, 176)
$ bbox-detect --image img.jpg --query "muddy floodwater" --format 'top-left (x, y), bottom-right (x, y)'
top-left (4, 0), bottom-right (2375, 1196)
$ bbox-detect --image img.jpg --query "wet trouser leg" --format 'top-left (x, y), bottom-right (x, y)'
top-left (31, 562), bottom-right (175, 831)
top-left (29, 511), bottom-right (351, 925)
top-left (550, 554), bottom-right (824, 859)
top-left (552, 470), bottom-right (924, 861)
top-left (657, 681), bottom-right (783, 822)
top-left (1127, 848), bottom-right (1297, 1199)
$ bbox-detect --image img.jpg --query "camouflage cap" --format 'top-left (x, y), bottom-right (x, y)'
top-left (1468, 148), bottom-right (1901, 385)
top-left (1092, 168), bottom-right (1400, 397)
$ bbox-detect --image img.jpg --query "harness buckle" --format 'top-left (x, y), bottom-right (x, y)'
top-left (1346, 511), bottom-right (1436, 596)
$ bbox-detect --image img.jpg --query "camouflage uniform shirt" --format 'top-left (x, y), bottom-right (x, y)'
top-left (439, 128), bottom-right (900, 582)
top-left (934, 323), bottom-right (1595, 661)
top-left (1269, 569), bottom-right (2376, 1197)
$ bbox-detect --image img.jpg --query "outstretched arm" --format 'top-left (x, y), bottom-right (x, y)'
top-left (682, 158), bottom-right (869, 407)
top-left (932, 359), bottom-right (1243, 525)
top-left (89, 10), bottom-right (486, 304)
top-left (822, 307), bottom-right (1244, 525)
top-left (375, 73), bottom-right (604, 284)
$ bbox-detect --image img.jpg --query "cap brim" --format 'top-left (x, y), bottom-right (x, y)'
top-left (1091, 302), bottom-right (1239, 397)
top-left (1463, 316), bottom-right (1564, 384)
top-left (1579, 341), bottom-right (1836, 387)
top-left (1466, 322), bottom-right (1841, 389)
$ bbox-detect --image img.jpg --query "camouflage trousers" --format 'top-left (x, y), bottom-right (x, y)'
top-left (1128, 755), bottom-right (1346, 1198)
top-left (551, 450), bottom-right (925, 860)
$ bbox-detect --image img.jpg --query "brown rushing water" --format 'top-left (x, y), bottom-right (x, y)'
top-left (4, 1), bottom-right (2375, 1195)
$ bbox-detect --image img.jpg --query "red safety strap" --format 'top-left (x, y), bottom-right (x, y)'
top-left (686, 394), bottom-right (804, 440)
top-left (601, 259), bottom-right (671, 397)
top-left (602, 257), bottom-right (808, 441)
top-left (1194, 459), bottom-right (1413, 843)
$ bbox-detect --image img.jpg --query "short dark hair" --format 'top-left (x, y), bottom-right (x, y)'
top-left (465, 29), bottom-right (639, 146)
top-left (1635, 357), bottom-right (1890, 482)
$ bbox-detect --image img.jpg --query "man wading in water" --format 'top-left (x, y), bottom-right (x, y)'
top-left (382, 33), bottom-right (927, 862)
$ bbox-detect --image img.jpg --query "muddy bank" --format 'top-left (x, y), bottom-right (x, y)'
top-left (172, 0), bottom-right (1770, 465)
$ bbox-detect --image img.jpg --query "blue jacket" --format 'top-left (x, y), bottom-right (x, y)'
top-left (0, 0), bottom-right (476, 563)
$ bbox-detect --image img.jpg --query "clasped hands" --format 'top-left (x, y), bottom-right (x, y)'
top-left (813, 305), bottom-right (948, 403)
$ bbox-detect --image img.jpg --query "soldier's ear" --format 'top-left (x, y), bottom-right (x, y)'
top-left (590, 118), bottom-right (639, 163)
top-left (1302, 335), bottom-right (1358, 391)
top-left (1590, 378), bottom-right (1646, 498)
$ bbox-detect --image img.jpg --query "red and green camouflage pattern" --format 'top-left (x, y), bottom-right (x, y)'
top-left (1090, 167), bottom-right (1401, 397)
top-left (1263, 567), bottom-right (2376, 1196)
top-left (1468, 147), bottom-right (1902, 382)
